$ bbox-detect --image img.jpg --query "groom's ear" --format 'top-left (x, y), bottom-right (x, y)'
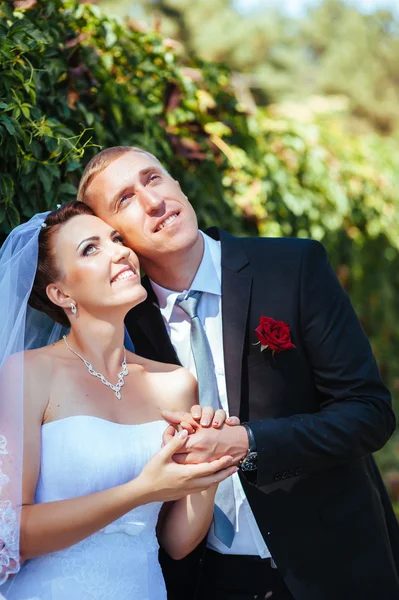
top-left (46, 283), bottom-right (72, 309)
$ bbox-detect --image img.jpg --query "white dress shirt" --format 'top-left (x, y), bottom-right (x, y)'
top-left (151, 232), bottom-right (270, 557)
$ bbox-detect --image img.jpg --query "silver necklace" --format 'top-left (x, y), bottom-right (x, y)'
top-left (63, 336), bottom-right (128, 400)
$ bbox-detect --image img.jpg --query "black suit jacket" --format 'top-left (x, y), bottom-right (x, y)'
top-left (126, 229), bottom-right (399, 600)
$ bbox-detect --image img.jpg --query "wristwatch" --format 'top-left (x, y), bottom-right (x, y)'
top-left (239, 424), bottom-right (258, 472)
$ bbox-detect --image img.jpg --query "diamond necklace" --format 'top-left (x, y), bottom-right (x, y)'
top-left (62, 335), bottom-right (128, 400)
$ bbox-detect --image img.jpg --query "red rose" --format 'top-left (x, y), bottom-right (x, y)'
top-left (255, 316), bottom-right (296, 353)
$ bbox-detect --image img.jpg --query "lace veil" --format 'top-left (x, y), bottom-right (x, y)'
top-left (0, 212), bottom-right (65, 584)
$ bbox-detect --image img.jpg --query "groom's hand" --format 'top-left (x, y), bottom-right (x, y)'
top-left (164, 424), bottom-right (249, 465)
top-left (161, 406), bottom-right (241, 432)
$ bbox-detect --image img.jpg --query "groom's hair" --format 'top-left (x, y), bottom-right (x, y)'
top-left (28, 201), bottom-right (95, 328)
top-left (77, 146), bottom-right (164, 206)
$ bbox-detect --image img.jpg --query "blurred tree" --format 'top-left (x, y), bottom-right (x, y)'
top-left (301, 0), bottom-right (399, 134)
top-left (99, 0), bottom-right (399, 134)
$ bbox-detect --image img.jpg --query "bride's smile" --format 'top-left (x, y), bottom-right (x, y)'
top-left (110, 266), bottom-right (138, 284)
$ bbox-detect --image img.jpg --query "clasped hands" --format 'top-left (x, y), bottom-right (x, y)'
top-left (161, 405), bottom-right (249, 466)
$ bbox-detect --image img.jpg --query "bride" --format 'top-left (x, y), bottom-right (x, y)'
top-left (0, 201), bottom-right (239, 599)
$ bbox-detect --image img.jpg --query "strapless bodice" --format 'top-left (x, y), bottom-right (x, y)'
top-left (36, 415), bottom-right (165, 503)
top-left (2, 416), bottom-right (168, 600)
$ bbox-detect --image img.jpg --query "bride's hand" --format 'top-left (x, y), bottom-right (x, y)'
top-left (136, 430), bottom-right (238, 503)
top-left (161, 406), bottom-right (240, 434)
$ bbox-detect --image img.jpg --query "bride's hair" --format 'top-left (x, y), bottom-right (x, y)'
top-left (28, 201), bottom-right (95, 327)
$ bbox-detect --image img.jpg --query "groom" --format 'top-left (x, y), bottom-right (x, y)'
top-left (78, 146), bottom-right (399, 600)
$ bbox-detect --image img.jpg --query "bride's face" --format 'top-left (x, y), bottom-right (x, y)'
top-left (49, 214), bottom-right (146, 316)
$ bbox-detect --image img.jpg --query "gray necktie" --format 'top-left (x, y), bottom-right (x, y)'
top-left (177, 290), bottom-right (236, 548)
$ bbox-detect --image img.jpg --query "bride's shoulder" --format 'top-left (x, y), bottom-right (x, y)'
top-left (127, 352), bottom-right (196, 389)
top-left (128, 353), bottom-right (197, 409)
top-left (24, 344), bottom-right (56, 365)
top-left (23, 347), bottom-right (60, 420)
top-left (1, 347), bottom-right (51, 374)
top-left (0, 347), bottom-right (55, 419)
top-left (127, 351), bottom-right (181, 374)
top-left (2, 343), bottom-right (62, 383)
top-left (23, 344), bottom-right (60, 384)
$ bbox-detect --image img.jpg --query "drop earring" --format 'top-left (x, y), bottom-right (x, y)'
top-left (70, 302), bottom-right (77, 316)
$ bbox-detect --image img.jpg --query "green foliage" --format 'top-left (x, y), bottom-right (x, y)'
top-left (0, 0), bottom-right (93, 230)
top-left (104, 0), bottom-right (399, 136)
top-left (1, 0), bottom-right (399, 464)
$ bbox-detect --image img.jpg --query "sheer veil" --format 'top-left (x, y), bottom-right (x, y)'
top-left (0, 212), bottom-right (66, 584)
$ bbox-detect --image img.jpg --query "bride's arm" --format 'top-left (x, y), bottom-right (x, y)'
top-left (158, 480), bottom-right (220, 560)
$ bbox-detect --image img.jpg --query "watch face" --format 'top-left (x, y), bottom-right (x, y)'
top-left (241, 452), bottom-right (258, 471)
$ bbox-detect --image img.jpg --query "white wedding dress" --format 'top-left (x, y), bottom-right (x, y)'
top-left (2, 416), bottom-right (168, 600)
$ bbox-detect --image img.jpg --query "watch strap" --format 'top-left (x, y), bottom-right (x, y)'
top-left (242, 423), bottom-right (256, 453)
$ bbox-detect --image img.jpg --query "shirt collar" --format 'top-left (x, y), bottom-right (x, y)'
top-left (150, 231), bottom-right (221, 323)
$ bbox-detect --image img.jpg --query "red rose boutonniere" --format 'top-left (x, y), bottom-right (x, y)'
top-left (255, 316), bottom-right (296, 354)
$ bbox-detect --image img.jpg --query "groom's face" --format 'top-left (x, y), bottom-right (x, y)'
top-left (84, 152), bottom-right (200, 263)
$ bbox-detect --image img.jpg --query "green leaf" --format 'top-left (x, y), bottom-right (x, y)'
top-left (44, 190), bottom-right (55, 210)
top-left (22, 159), bottom-right (36, 176)
top-left (104, 22), bottom-right (117, 49)
top-left (5, 203), bottom-right (20, 229)
top-left (0, 174), bottom-right (14, 206)
top-left (59, 182), bottom-right (77, 195)
top-left (74, 4), bottom-right (85, 20)
top-left (21, 105), bottom-right (30, 119)
top-left (37, 165), bottom-right (53, 194)
top-left (66, 161), bottom-right (81, 172)
top-left (0, 116), bottom-right (17, 136)
top-left (89, 4), bottom-right (102, 19)
top-left (101, 53), bottom-right (114, 71)
top-left (204, 121), bottom-right (232, 137)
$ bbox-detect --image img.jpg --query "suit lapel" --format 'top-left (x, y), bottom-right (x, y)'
top-left (206, 228), bottom-right (252, 418)
top-left (135, 278), bottom-right (181, 365)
